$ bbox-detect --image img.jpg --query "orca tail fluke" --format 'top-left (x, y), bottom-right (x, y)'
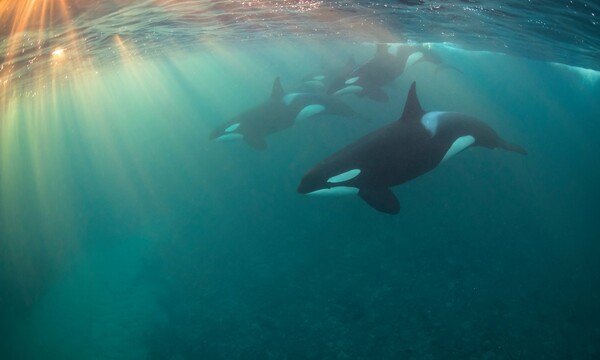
top-left (501, 141), bottom-right (528, 156)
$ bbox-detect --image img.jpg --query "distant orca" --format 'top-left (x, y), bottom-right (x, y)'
top-left (298, 55), bottom-right (357, 93)
top-left (328, 43), bottom-right (458, 102)
top-left (395, 43), bottom-right (463, 75)
top-left (298, 81), bottom-right (527, 214)
top-left (209, 77), bottom-right (360, 150)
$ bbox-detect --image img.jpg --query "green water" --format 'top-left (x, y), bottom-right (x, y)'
top-left (1, 41), bottom-right (599, 359)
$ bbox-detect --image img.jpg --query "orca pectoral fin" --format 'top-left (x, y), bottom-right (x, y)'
top-left (362, 87), bottom-right (389, 102)
top-left (244, 135), bottom-right (268, 150)
top-left (358, 188), bottom-right (400, 214)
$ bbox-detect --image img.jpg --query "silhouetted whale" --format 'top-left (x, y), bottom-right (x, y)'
top-left (298, 81), bottom-right (527, 214)
top-left (328, 43), bottom-right (459, 102)
top-left (209, 77), bottom-right (360, 150)
top-left (298, 55), bottom-right (357, 93)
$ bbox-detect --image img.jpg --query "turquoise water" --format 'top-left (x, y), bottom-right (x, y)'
top-left (2, 2), bottom-right (600, 359)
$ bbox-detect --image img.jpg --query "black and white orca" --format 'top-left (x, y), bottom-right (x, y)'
top-left (298, 55), bottom-right (357, 93)
top-left (328, 43), bottom-right (458, 102)
top-left (209, 77), bottom-right (360, 150)
top-left (298, 81), bottom-right (527, 214)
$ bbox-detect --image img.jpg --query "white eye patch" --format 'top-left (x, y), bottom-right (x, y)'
top-left (327, 169), bottom-right (361, 183)
top-left (224, 123), bottom-right (240, 133)
top-left (345, 76), bottom-right (360, 85)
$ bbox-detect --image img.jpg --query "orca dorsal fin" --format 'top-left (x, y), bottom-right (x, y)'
top-left (399, 81), bottom-right (425, 123)
top-left (271, 77), bottom-right (285, 99)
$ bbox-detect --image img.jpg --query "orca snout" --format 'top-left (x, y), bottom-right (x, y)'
top-left (208, 129), bottom-right (220, 140)
top-left (297, 173), bottom-right (325, 194)
top-left (297, 178), bottom-right (312, 194)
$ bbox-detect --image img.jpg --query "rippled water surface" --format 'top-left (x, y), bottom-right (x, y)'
top-left (1, 0), bottom-right (600, 88)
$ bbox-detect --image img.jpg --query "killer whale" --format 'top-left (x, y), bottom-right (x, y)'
top-left (298, 81), bottom-right (527, 214)
top-left (298, 55), bottom-right (357, 93)
top-left (209, 77), bottom-right (361, 150)
top-left (328, 43), bottom-right (459, 102)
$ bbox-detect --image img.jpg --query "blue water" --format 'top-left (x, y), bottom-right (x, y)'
top-left (1, 1), bottom-right (600, 359)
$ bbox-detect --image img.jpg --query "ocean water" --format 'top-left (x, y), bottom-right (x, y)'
top-left (1, 1), bottom-right (600, 359)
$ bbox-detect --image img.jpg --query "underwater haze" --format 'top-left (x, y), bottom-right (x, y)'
top-left (1, 1), bottom-right (600, 359)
